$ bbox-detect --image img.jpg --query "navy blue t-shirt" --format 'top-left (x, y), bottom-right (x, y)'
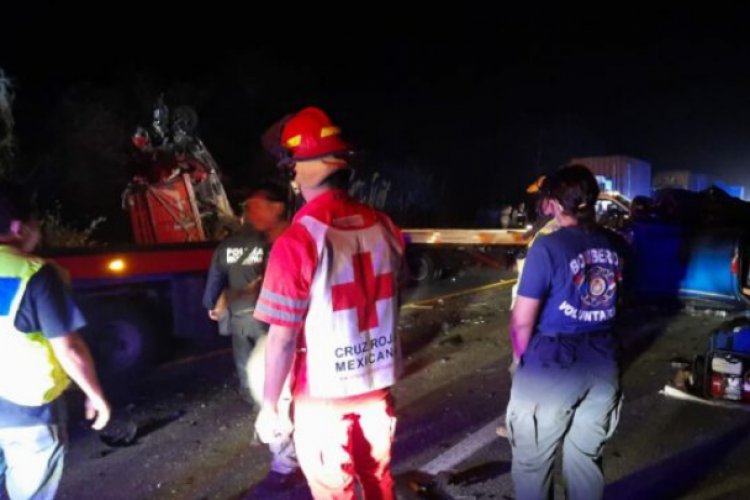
top-left (518, 227), bottom-right (623, 335)
top-left (0, 263), bottom-right (86, 427)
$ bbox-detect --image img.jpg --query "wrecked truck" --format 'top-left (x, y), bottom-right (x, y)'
top-left (42, 98), bottom-right (237, 379)
top-left (630, 187), bottom-right (750, 310)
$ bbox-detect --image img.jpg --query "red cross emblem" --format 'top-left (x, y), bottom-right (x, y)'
top-left (332, 252), bottom-right (394, 332)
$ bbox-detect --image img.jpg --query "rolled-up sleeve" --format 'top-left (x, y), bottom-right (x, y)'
top-left (517, 240), bottom-right (552, 300)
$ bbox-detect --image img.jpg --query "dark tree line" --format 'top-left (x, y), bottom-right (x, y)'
top-left (6, 59), bottom-right (607, 243)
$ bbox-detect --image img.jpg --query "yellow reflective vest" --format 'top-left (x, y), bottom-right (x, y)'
top-left (0, 247), bottom-right (70, 406)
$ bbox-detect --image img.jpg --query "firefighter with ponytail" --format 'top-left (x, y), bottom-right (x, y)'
top-left (505, 165), bottom-right (626, 500)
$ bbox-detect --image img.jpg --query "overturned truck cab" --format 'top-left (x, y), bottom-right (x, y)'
top-left (631, 221), bottom-right (750, 311)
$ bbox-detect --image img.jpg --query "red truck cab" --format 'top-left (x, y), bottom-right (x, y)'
top-left (45, 173), bottom-right (233, 378)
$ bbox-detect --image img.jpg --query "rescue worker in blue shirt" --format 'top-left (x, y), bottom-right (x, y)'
top-left (0, 182), bottom-right (110, 500)
top-left (505, 165), bottom-right (625, 500)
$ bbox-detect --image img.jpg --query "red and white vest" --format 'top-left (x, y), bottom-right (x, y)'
top-left (298, 213), bottom-right (403, 398)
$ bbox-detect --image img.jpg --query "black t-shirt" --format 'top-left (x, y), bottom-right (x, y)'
top-left (202, 225), bottom-right (269, 311)
top-left (0, 263), bottom-right (86, 426)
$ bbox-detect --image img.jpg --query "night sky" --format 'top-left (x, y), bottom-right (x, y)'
top-left (3, 7), bottom-right (750, 235)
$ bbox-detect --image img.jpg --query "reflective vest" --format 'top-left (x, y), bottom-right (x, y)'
top-left (298, 214), bottom-right (403, 398)
top-left (0, 248), bottom-right (70, 406)
top-left (529, 217), bottom-right (560, 247)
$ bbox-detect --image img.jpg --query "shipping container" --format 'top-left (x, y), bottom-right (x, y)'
top-left (714, 180), bottom-right (746, 201)
top-left (569, 155), bottom-right (652, 199)
top-left (653, 170), bottom-right (713, 192)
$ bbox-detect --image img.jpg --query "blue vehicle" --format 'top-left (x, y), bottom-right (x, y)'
top-left (631, 221), bottom-right (750, 310)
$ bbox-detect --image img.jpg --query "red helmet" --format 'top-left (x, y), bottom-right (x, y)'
top-left (280, 107), bottom-right (352, 161)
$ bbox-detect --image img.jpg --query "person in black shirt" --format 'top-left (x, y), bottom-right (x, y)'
top-left (203, 183), bottom-right (288, 402)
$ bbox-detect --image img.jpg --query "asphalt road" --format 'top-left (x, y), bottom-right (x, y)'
top-left (55, 268), bottom-right (750, 499)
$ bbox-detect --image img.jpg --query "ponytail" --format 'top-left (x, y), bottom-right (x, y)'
top-left (547, 165), bottom-right (600, 231)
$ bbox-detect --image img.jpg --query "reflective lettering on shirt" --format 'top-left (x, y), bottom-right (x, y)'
top-left (226, 247), bottom-right (264, 265)
top-left (569, 248), bottom-right (619, 274)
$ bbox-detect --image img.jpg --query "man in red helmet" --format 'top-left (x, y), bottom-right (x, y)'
top-left (253, 107), bottom-right (405, 499)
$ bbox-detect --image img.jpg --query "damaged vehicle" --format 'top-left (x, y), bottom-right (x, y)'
top-left (630, 186), bottom-right (750, 310)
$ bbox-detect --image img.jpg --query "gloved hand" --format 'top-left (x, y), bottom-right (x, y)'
top-left (255, 404), bottom-right (294, 444)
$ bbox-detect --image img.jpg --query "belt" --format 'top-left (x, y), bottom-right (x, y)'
top-left (532, 329), bottom-right (616, 367)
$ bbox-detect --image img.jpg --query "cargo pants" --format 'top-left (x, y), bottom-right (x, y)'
top-left (506, 331), bottom-right (622, 500)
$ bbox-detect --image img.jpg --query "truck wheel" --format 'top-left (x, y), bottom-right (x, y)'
top-left (83, 304), bottom-right (158, 377)
top-left (408, 250), bottom-right (436, 283)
